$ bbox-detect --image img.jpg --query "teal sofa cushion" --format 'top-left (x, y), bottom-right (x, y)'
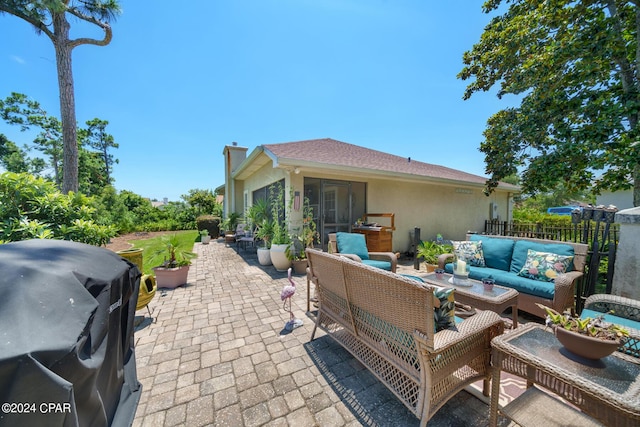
top-left (336, 232), bottom-right (369, 260)
top-left (469, 235), bottom-right (515, 271)
top-left (486, 269), bottom-right (555, 299)
top-left (443, 264), bottom-right (555, 300)
top-left (510, 240), bottom-right (574, 274)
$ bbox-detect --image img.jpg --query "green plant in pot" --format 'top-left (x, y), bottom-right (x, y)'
top-left (221, 212), bottom-right (241, 243)
top-left (152, 234), bottom-right (197, 289)
top-left (537, 303), bottom-right (629, 360)
top-left (255, 218), bottom-right (274, 265)
top-left (417, 240), bottom-right (452, 272)
top-left (246, 199), bottom-right (269, 235)
top-left (199, 229), bottom-right (211, 244)
top-left (268, 182), bottom-right (293, 271)
top-left (286, 195), bottom-right (319, 274)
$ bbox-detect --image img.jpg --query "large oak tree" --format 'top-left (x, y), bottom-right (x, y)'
top-left (459, 0), bottom-right (640, 207)
top-left (0, 0), bottom-right (120, 193)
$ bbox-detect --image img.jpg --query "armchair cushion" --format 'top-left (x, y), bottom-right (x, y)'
top-left (362, 259), bottom-right (392, 271)
top-left (336, 232), bottom-right (369, 260)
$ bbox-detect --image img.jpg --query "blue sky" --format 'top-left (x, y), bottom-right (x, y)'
top-left (0, 1), bottom-right (514, 202)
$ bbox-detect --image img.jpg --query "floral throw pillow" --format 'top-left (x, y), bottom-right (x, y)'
top-left (452, 241), bottom-right (486, 267)
top-left (517, 250), bottom-right (574, 282)
top-left (433, 287), bottom-right (456, 332)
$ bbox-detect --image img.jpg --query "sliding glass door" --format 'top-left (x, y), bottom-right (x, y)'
top-left (304, 178), bottom-right (366, 250)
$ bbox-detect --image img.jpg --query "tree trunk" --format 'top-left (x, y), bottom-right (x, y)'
top-left (52, 11), bottom-right (78, 194)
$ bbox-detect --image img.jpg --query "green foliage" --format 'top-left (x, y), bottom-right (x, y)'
top-left (80, 118), bottom-right (118, 186)
top-left (133, 231), bottom-right (198, 274)
top-left (182, 188), bottom-right (221, 217)
top-left (286, 195), bottom-right (318, 260)
top-left (0, 172), bottom-right (116, 245)
top-left (538, 303), bottom-right (629, 340)
top-left (196, 215), bottom-right (220, 237)
top-left (1, 93), bottom-right (118, 195)
top-left (151, 233), bottom-right (197, 268)
top-left (221, 212), bottom-right (241, 232)
top-left (255, 218), bottom-right (274, 248)
top-left (269, 182), bottom-right (292, 245)
top-left (459, 1), bottom-right (640, 205)
top-left (417, 241), bottom-right (453, 265)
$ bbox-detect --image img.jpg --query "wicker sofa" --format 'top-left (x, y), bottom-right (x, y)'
top-left (306, 249), bottom-right (504, 426)
top-left (438, 234), bottom-right (589, 319)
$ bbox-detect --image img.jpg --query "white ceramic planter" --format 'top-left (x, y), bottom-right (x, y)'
top-left (270, 244), bottom-right (292, 271)
top-left (201, 235), bottom-right (211, 244)
top-left (257, 247), bottom-right (272, 265)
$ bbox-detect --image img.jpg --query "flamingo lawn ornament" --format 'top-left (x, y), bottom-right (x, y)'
top-left (281, 268), bottom-right (303, 331)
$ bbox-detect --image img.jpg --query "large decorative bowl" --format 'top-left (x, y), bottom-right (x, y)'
top-left (555, 327), bottom-right (620, 360)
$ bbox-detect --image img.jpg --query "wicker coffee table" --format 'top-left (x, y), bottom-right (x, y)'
top-left (419, 272), bottom-right (519, 327)
top-left (490, 323), bottom-right (640, 427)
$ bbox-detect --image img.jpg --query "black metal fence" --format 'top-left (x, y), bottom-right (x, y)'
top-left (484, 207), bottom-right (619, 312)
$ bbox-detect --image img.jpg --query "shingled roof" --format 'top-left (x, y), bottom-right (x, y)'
top-left (259, 138), bottom-right (515, 189)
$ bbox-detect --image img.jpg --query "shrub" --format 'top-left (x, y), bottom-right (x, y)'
top-left (196, 215), bottom-right (221, 237)
top-left (0, 172), bottom-right (116, 245)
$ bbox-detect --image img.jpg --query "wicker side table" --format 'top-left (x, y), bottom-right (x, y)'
top-left (489, 323), bottom-right (640, 427)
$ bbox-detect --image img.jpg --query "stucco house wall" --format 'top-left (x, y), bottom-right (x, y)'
top-left (223, 139), bottom-right (518, 252)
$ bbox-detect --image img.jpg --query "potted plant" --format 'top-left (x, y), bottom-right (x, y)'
top-left (246, 199), bottom-right (269, 236)
top-left (152, 234), bottom-right (197, 289)
top-left (255, 218), bottom-right (274, 265)
top-left (268, 182), bottom-right (293, 271)
top-left (417, 240), bottom-right (452, 272)
top-left (199, 229), bottom-right (211, 245)
top-left (221, 212), bottom-right (241, 243)
top-left (537, 303), bottom-right (629, 360)
top-left (286, 196), bottom-right (319, 274)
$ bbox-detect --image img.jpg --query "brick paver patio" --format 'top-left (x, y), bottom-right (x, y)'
top-left (131, 240), bottom-right (498, 426)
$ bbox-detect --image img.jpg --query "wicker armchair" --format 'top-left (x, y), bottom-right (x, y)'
top-left (582, 293), bottom-right (640, 359)
top-left (307, 249), bottom-right (504, 426)
top-left (328, 232), bottom-right (397, 272)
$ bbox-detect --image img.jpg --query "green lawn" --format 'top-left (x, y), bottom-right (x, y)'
top-left (127, 230), bottom-right (199, 275)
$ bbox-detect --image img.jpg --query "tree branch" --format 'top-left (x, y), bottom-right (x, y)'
top-left (0, 6), bottom-right (55, 40)
top-left (66, 6), bottom-right (112, 48)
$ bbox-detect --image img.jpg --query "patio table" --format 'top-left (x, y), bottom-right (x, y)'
top-left (418, 272), bottom-right (519, 327)
top-left (490, 323), bottom-right (640, 427)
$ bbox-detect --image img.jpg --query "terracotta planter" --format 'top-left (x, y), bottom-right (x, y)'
top-left (257, 247), bottom-right (272, 265)
top-left (292, 259), bottom-right (308, 275)
top-left (425, 263), bottom-right (437, 273)
top-left (270, 244), bottom-right (292, 272)
top-left (555, 327), bottom-right (620, 360)
top-left (153, 265), bottom-right (190, 289)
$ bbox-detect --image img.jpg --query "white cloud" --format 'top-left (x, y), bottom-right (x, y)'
top-left (11, 55), bottom-right (25, 64)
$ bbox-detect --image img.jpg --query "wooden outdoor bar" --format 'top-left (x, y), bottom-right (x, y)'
top-left (352, 213), bottom-right (395, 252)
